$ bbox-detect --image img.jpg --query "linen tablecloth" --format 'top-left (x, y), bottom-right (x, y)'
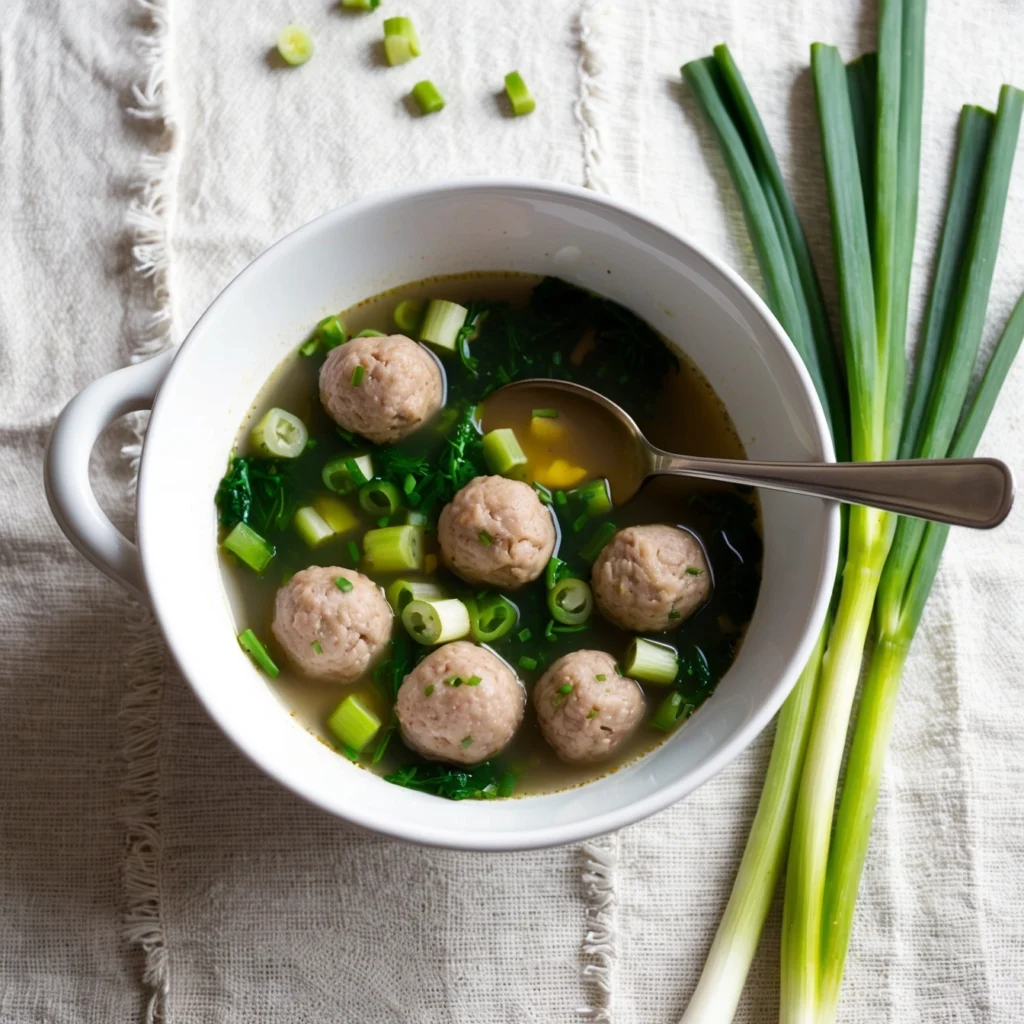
top-left (2, 1), bottom-right (1022, 1021)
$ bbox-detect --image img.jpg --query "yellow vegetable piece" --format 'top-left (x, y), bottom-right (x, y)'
top-left (313, 494), bottom-right (359, 535)
top-left (424, 553), bottom-right (438, 574)
top-left (531, 416), bottom-right (565, 443)
top-left (537, 459), bottom-right (588, 488)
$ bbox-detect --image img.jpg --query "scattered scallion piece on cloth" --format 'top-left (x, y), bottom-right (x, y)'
top-left (383, 16), bottom-right (421, 66)
top-left (341, 0), bottom-right (380, 9)
top-left (276, 25), bottom-right (314, 66)
top-left (504, 71), bottom-right (535, 116)
top-left (411, 79), bottom-right (445, 115)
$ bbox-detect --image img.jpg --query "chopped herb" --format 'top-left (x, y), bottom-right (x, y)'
top-left (344, 457), bottom-right (369, 486)
top-left (518, 656), bottom-right (538, 671)
top-left (445, 675), bottom-right (463, 687)
top-left (371, 728), bottom-right (393, 765)
top-left (336, 427), bottom-right (355, 444)
top-left (587, 707), bottom-right (598, 719)
top-left (478, 530), bottom-right (493, 546)
top-left (341, 743), bottom-right (360, 762)
top-left (377, 516), bottom-right (390, 527)
top-left (466, 675), bottom-right (482, 686)
top-left (544, 619), bottom-right (556, 641)
top-left (580, 521), bottom-right (617, 561)
top-left (557, 683), bottom-right (574, 695)
top-left (460, 736), bottom-right (473, 749)
top-left (347, 539), bottom-right (360, 564)
top-left (554, 490), bottom-right (568, 506)
top-left (532, 408), bottom-right (558, 418)
top-left (572, 513), bottom-right (589, 533)
top-left (403, 473), bottom-right (417, 494)
top-left (385, 760), bottom-right (508, 801)
top-left (425, 684), bottom-right (435, 696)
top-left (669, 610), bottom-right (682, 620)
top-left (299, 337), bottom-right (320, 357)
top-left (351, 365), bottom-right (366, 386)
top-left (685, 567), bottom-right (704, 576)
top-left (533, 482), bottom-right (554, 505)
top-left (517, 628), bottom-right (532, 642)
top-left (311, 640), bottom-right (323, 655)
top-left (596, 674), bottom-right (606, 681)
top-left (335, 576), bottom-right (353, 592)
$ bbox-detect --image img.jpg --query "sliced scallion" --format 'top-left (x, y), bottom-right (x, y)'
top-left (327, 695), bottom-right (381, 752)
top-left (411, 79), bottom-right (445, 116)
top-left (312, 494), bottom-right (359, 535)
top-left (504, 71), bottom-right (535, 116)
top-left (322, 454), bottom-right (374, 493)
top-left (358, 480), bottom-right (402, 516)
top-left (222, 521), bottom-right (275, 573)
top-left (467, 593), bottom-right (517, 643)
top-left (356, 329), bottom-right (386, 338)
top-left (623, 638), bottom-right (679, 686)
top-left (393, 299), bottom-right (424, 334)
top-left (363, 525), bottom-right (424, 573)
top-left (420, 299), bottom-right (467, 350)
top-left (293, 506), bottom-right (336, 548)
top-left (482, 427), bottom-right (528, 477)
top-left (350, 365), bottom-right (366, 387)
top-left (579, 522), bottom-right (617, 562)
top-left (276, 25), bottom-right (314, 66)
top-left (237, 629), bottom-right (280, 677)
top-left (402, 597), bottom-right (471, 645)
top-left (383, 16), bottom-right (421, 65)
top-left (249, 408), bottom-right (308, 459)
top-left (570, 478), bottom-right (613, 517)
top-left (547, 577), bottom-right (593, 626)
top-left (386, 578), bottom-right (444, 613)
top-left (650, 691), bottom-right (691, 732)
top-left (317, 315), bottom-right (347, 350)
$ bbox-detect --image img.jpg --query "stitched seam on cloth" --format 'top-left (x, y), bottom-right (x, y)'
top-left (579, 837), bottom-right (619, 1022)
top-left (122, 1), bottom-right (182, 1020)
top-left (574, 0), bottom-right (609, 194)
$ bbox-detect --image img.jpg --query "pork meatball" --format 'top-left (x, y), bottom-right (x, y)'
top-left (396, 641), bottom-right (525, 765)
top-left (534, 650), bottom-right (645, 763)
top-left (438, 475), bottom-right (556, 589)
top-left (319, 334), bottom-right (443, 444)
top-left (592, 524), bottom-right (711, 633)
top-left (272, 566), bottom-right (393, 682)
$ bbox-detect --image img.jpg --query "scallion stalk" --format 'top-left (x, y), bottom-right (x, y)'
top-left (420, 299), bottom-right (467, 349)
top-left (363, 525), bottom-right (424, 573)
top-left (402, 597), bottom-right (471, 645)
top-left (482, 427), bottom-right (528, 477)
top-left (221, 521), bottom-right (275, 573)
top-left (411, 80), bottom-right (445, 116)
top-left (622, 638), bottom-right (678, 685)
top-left (327, 695), bottom-right (381, 752)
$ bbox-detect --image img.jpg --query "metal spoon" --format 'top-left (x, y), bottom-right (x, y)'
top-left (487, 379), bottom-right (1014, 529)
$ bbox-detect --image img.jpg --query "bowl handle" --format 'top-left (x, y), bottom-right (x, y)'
top-left (44, 350), bottom-right (175, 605)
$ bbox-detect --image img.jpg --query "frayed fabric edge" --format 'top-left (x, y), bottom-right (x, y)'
top-left (575, 0), bottom-right (611, 194)
top-left (122, 0), bottom-right (181, 1020)
top-left (579, 837), bottom-right (619, 1023)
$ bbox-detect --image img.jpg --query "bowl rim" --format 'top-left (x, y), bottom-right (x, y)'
top-left (138, 177), bottom-right (840, 850)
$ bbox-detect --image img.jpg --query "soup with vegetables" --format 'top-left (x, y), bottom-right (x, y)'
top-left (217, 274), bottom-right (762, 799)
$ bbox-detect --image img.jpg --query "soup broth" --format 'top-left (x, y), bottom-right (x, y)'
top-left (218, 273), bottom-right (762, 798)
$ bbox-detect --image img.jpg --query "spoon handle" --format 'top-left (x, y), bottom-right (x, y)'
top-left (649, 454), bottom-right (1015, 529)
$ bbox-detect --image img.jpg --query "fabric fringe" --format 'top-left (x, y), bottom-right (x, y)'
top-left (122, 0), bottom-right (181, 1020)
top-left (575, 0), bottom-right (611, 194)
top-left (579, 838), bottom-right (620, 1022)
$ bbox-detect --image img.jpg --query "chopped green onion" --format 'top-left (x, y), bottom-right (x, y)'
top-left (372, 728), bottom-right (393, 764)
top-left (350, 365), bottom-right (366, 387)
top-left (517, 628), bottom-right (532, 642)
top-left (466, 675), bottom-right (482, 687)
top-left (668, 610), bottom-right (681, 620)
top-left (383, 16), bottom-right (421, 65)
top-left (650, 691), bottom-right (691, 732)
top-left (358, 479), bottom-right (402, 516)
top-left (222, 521), bottom-right (275, 573)
top-left (327, 695), bottom-right (381, 752)
top-left (424, 685), bottom-right (435, 696)
top-left (482, 427), bottom-right (528, 477)
top-left (311, 640), bottom-right (323, 655)
top-left (478, 530), bottom-right (493, 547)
top-left (467, 593), bottom-right (517, 643)
top-left (586, 708), bottom-right (598, 720)
top-left (346, 539), bottom-right (360, 564)
top-left (533, 482), bottom-right (554, 505)
top-left (596, 674), bottom-right (606, 682)
top-left (317, 315), bottom-right (347, 350)
top-left (420, 299), bottom-right (467, 350)
top-left (553, 490), bottom-right (568, 506)
top-left (299, 337), bottom-right (320, 357)
top-left (356, 329), bottom-right (386, 338)
top-left (394, 299), bottom-right (424, 334)
top-left (547, 577), bottom-right (593, 626)
top-left (518, 656), bottom-right (538, 671)
top-left (497, 772), bottom-right (516, 797)
top-left (460, 736), bottom-right (473, 750)
top-left (402, 473), bottom-right (417, 495)
top-left (313, 494), bottom-right (359, 535)
top-left (386, 578), bottom-right (444, 613)
top-left (402, 597), bottom-right (471, 645)
top-left (445, 676), bottom-right (463, 687)
top-left (322, 454), bottom-right (374, 493)
top-left (293, 506), bottom-right (336, 548)
top-left (341, 0), bottom-right (380, 9)
top-left (335, 576), bottom-right (354, 593)
top-left (623, 638), bottom-right (679, 686)
top-left (237, 629), bottom-right (280, 677)
top-left (685, 567), bottom-right (704, 576)
top-left (531, 408), bottom-right (558, 418)
top-left (544, 556), bottom-right (570, 590)
top-left (249, 408), bottom-right (308, 459)
top-left (571, 513), bottom-right (588, 533)
top-left (557, 683), bottom-right (573, 695)
top-left (570, 478), bottom-right (613, 517)
top-left (504, 71), bottom-right (535, 116)
top-left (276, 24), bottom-right (314, 66)
top-left (363, 525), bottom-right (423, 573)
top-left (579, 522), bottom-right (617, 562)
top-left (411, 79), bottom-right (445, 116)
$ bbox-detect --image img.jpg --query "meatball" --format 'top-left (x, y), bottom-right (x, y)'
top-left (534, 650), bottom-right (645, 763)
top-left (592, 524), bottom-right (711, 633)
top-left (396, 641), bottom-right (525, 765)
top-left (438, 476), bottom-right (556, 589)
top-left (319, 334), bottom-right (443, 444)
top-left (272, 566), bottom-right (393, 682)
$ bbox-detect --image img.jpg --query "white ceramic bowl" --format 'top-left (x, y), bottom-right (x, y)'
top-left (45, 180), bottom-right (839, 850)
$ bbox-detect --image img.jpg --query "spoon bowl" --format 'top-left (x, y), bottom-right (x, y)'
top-left (485, 379), bottom-right (1015, 529)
